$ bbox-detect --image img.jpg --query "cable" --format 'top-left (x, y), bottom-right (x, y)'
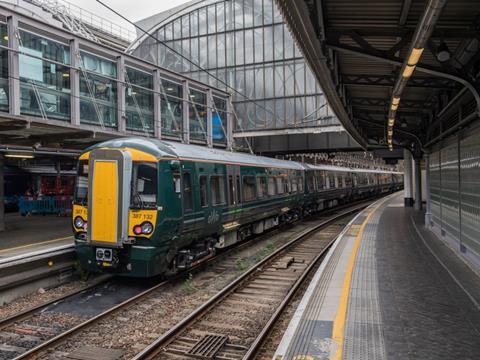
top-left (95, 0), bottom-right (275, 117)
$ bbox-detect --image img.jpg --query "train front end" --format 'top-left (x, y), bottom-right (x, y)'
top-left (72, 147), bottom-right (166, 277)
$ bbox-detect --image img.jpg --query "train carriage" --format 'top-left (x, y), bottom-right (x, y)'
top-left (72, 137), bottom-right (402, 277)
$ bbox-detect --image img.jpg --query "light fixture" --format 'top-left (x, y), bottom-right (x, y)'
top-left (3, 35), bottom-right (8, 41)
top-left (388, 118), bottom-right (395, 127)
top-left (388, 130), bottom-right (393, 136)
top-left (62, 72), bottom-right (70, 78)
top-left (436, 42), bottom-right (451, 62)
top-left (5, 153), bottom-right (34, 159)
top-left (167, 87), bottom-right (174, 91)
top-left (407, 48), bottom-right (424, 66)
top-left (391, 103), bottom-right (399, 111)
top-left (392, 97), bottom-right (400, 105)
top-left (402, 65), bottom-right (416, 78)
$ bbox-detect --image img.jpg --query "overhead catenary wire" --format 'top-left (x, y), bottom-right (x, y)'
top-left (95, 0), bottom-right (275, 118)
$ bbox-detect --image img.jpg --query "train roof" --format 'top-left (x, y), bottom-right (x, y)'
top-left (87, 138), bottom-right (305, 170)
top-left (86, 138), bottom-right (402, 174)
top-left (302, 163), bottom-right (402, 175)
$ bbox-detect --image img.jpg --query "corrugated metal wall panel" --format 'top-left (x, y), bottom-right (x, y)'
top-left (440, 143), bottom-right (459, 239)
top-left (460, 132), bottom-right (480, 258)
top-left (430, 150), bottom-right (441, 226)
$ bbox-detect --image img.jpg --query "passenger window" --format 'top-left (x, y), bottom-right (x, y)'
top-left (211, 176), bottom-right (226, 205)
top-left (183, 172), bottom-right (193, 211)
top-left (284, 178), bottom-right (291, 193)
top-left (328, 174), bottom-right (335, 189)
top-left (298, 177), bottom-right (304, 192)
top-left (257, 176), bottom-right (267, 198)
top-left (291, 178), bottom-right (298, 193)
top-left (276, 177), bottom-right (285, 194)
top-left (242, 176), bottom-right (256, 202)
top-left (199, 176), bottom-right (208, 207)
top-left (267, 177), bottom-right (276, 196)
top-left (236, 175), bottom-right (241, 203)
top-left (228, 175), bottom-right (235, 205)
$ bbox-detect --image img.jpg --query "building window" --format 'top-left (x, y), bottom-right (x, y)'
top-left (189, 88), bottom-right (207, 142)
top-left (211, 175), bottom-right (226, 205)
top-left (213, 96), bottom-right (227, 144)
top-left (242, 176), bottom-right (256, 202)
top-left (19, 30), bottom-right (71, 120)
top-left (257, 176), bottom-right (267, 198)
top-left (161, 78), bottom-right (183, 139)
top-left (0, 24), bottom-right (8, 112)
top-left (199, 175), bottom-right (208, 207)
top-left (79, 52), bottom-right (117, 127)
top-left (125, 67), bottom-right (154, 133)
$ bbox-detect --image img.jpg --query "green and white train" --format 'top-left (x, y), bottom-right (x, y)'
top-left (72, 137), bottom-right (402, 277)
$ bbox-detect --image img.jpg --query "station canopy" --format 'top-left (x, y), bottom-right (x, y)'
top-left (276, 0), bottom-right (480, 152)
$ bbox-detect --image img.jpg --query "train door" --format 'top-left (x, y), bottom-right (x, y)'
top-left (226, 165), bottom-right (241, 221)
top-left (180, 161), bottom-right (198, 238)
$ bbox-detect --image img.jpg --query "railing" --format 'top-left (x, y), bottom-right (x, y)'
top-left (29, 0), bottom-right (136, 42)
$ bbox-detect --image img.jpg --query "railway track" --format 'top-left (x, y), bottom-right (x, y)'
top-left (132, 203), bottom-right (365, 360)
top-left (0, 200), bottom-right (372, 360)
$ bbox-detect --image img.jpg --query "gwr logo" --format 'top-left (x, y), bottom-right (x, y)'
top-left (207, 209), bottom-right (220, 224)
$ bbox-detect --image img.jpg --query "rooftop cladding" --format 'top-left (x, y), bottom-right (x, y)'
top-left (128, 0), bottom-right (341, 133)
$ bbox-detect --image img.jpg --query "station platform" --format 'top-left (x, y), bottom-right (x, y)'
top-left (0, 213), bottom-right (73, 262)
top-left (274, 192), bottom-right (480, 360)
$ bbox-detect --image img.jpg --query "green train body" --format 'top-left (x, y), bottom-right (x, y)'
top-left (72, 138), bottom-right (403, 277)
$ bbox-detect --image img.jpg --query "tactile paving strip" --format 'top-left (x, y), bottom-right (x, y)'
top-left (343, 201), bottom-right (390, 360)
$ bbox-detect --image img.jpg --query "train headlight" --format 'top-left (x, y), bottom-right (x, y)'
top-left (74, 216), bottom-right (85, 229)
top-left (133, 225), bottom-right (142, 235)
top-left (141, 222), bottom-right (154, 235)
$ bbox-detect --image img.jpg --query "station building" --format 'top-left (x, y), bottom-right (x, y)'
top-left (128, 0), bottom-right (360, 154)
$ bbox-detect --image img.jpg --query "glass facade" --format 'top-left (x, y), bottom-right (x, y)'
top-left (19, 30), bottom-right (71, 120)
top-left (0, 24), bottom-right (8, 112)
top-left (160, 78), bottom-right (183, 139)
top-left (125, 66), bottom-right (154, 133)
top-left (79, 51), bottom-right (117, 127)
top-left (0, 15), bottom-right (230, 148)
top-left (131, 0), bottom-right (337, 131)
top-left (189, 87), bottom-right (207, 142)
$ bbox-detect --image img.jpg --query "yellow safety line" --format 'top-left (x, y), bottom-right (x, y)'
top-left (0, 235), bottom-right (74, 254)
top-left (330, 201), bottom-right (382, 360)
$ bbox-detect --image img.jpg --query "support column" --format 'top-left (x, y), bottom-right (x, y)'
top-left (206, 89), bottom-right (213, 148)
top-left (182, 80), bottom-right (190, 143)
top-left (7, 15), bottom-right (20, 116)
top-left (424, 153), bottom-right (432, 225)
top-left (70, 38), bottom-right (80, 126)
top-left (0, 155), bottom-right (4, 232)
top-left (403, 148), bottom-right (414, 207)
top-left (226, 98), bottom-right (233, 150)
top-left (414, 156), bottom-right (423, 211)
top-left (153, 69), bottom-right (161, 139)
top-left (117, 55), bottom-right (126, 133)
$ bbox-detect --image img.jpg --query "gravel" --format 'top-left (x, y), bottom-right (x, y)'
top-left (43, 223), bottom-right (314, 359)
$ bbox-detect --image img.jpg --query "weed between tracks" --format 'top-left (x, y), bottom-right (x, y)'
top-left (234, 241), bottom-right (276, 271)
top-left (182, 273), bottom-right (198, 293)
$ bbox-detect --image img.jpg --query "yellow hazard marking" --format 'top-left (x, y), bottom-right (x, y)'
top-left (0, 235), bottom-right (74, 254)
top-left (91, 160), bottom-right (118, 244)
top-left (80, 147), bottom-right (157, 162)
top-left (331, 202), bottom-right (382, 360)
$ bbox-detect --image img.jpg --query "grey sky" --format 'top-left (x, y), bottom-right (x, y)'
top-left (65, 0), bottom-right (191, 32)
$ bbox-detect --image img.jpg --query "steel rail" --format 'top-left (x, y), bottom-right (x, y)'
top-left (11, 203), bottom-right (351, 360)
top-left (9, 196), bottom-right (381, 360)
top-left (0, 274), bottom-right (112, 331)
top-left (132, 202), bottom-right (369, 360)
